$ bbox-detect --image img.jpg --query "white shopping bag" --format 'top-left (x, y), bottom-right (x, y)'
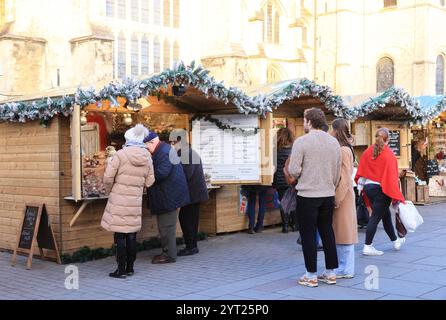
top-left (398, 201), bottom-right (424, 233)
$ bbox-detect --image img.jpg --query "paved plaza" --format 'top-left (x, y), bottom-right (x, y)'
top-left (1, 204), bottom-right (446, 300)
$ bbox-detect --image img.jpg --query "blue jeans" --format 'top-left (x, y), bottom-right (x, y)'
top-left (336, 244), bottom-right (355, 276)
top-left (247, 190), bottom-right (267, 229)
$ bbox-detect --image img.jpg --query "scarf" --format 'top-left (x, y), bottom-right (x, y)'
top-left (124, 141), bottom-right (148, 149)
top-left (355, 145), bottom-right (405, 204)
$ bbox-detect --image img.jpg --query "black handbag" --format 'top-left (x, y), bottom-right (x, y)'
top-left (356, 193), bottom-right (370, 228)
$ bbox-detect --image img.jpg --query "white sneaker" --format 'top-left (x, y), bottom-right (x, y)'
top-left (363, 244), bottom-right (384, 256)
top-left (393, 237), bottom-right (406, 251)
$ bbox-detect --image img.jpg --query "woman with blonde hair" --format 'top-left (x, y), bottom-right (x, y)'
top-left (330, 119), bottom-right (358, 278)
top-left (355, 128), bottom-right (406, 256)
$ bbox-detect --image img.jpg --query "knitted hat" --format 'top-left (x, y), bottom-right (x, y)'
top-left (143, 131), bottom-right (159, 143)
top-left (124, 124), bottom-right (149, 143)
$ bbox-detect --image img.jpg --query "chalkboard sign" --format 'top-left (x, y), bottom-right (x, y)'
top-left (426, 160), bottom-right (440, 180)
top-left (18, 206), bottom-right (39, 250)
top-left (388, 130), bottom-right (401, 157)
top-left (12, 204), bottom-right (61, 269)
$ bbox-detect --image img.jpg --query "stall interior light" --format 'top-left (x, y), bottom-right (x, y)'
top-left (123, 113), bottom-right (133, 126)
top-left (80, 111), bottom-right (88, 126)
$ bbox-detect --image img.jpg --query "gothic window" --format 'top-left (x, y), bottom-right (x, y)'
top-left (163, 39), bottom-right (171, 70)
top-left (302, 26), bottom-right (308, 45)
top-left (131, 0), bottom-right (139, 21)
top-left (118, 33), bottom-right (127, 79)
top-left (118, 0), bottom-right (126, 19)
top-left (263, 0), bottom-right (281, 44)
top-left (164, 0), bottom-right (171, 27)
top-left (173, 0), bottom-right (180, 28)
top-left (376, 57), bottom-right (395, 92)
top-left (266, 2), bottom-right (273, 43)
top-left (154, 37), bottom-right (161, 73)
top-left (436, 55), bottom-right (445, 95)
top-left (383, 0), bottom-right (397, 8)
top-left (106, 0), bottom-right (115, 17)
top-left (141, 36), bottom-right (149, 75)
top-left (173, 41), bottom-right (180, 67)
top-left (153, 0), bottom-right (161, 25)
top-left (141, 0), bottom-right (149, 23)
top-left (131, 34), bottom-right (139, 77)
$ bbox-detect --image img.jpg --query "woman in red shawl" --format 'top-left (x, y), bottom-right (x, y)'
top-left (355, 128), bottom-right (406, 256)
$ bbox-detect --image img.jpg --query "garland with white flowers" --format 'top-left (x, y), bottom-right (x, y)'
top-left (0, 61), bottom-right (443, 125)
top-left (420, 96), bottom-right (446, 122)
top-left (346, 87), bottom-right (424, 121)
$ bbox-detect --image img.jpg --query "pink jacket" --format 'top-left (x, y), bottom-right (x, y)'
top-left (101, 147), bottom-right (155, 233)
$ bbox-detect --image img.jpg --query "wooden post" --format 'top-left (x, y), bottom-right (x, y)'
top-left (71, 104), bottom-right (82, 201)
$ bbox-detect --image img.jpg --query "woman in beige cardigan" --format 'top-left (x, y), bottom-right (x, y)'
top-left (101, 124), bottom-right (155, 279)
top-left (331, 119), bottom-right (358, 279)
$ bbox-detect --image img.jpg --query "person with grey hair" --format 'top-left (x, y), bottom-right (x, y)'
top-left (101, 124), bottom-right (155, 279)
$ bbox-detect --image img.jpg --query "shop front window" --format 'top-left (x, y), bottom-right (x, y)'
top-left (376, 57), bottom-right (394, 92)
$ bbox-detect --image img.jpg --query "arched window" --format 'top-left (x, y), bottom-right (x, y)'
top-left (267, 65), bottom-right (282, 83)
top-left (106, 0), bottom-right (115, 17)
top-left (141, 36), bottom-right (149, 75)
top-left (376, 57), bottom-right (395, 92)
top-left (436, 55), bottom-right (445, 95)
top-left (266, 2), bottom-right (273, 43)
top-left (163, 39), bottom-right (171, 70)
top-left (141, 0), bottom-right (149, 23)
top-left (118, 33), bottom-right (127, 79)
top-left (173, 41), bottom-right (180, 67)
top-left (274, 12), bottom-right (280, 44)
top-left (263, 0), bottom-right (281, 44)
top-left (383, 0), bottom-right (397, 8)
top-left (153, 37), bottom-right (161, 73)
top-left (153, 0), bottom-right (161, 25)
top-left (131, 34), bottom-right (139, 77)
top-left (163, 0), bottom-right (171, 27)
top-left (118, 0), bottom-right (126, 19)
top-left (173, 0), bottom-right (180, 28)
top-left (131, 0), bottom-right (139, 21)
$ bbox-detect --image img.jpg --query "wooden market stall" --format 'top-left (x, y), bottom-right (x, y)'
top-left (0, 64), bottom-right (287, 257)
top-left (414, 96), bottom-right (446, 203)
top-left (345, 88), bottom-right (423, 203)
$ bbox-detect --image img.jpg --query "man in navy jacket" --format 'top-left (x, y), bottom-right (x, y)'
top-left (171, 134), bottom-right (209, 256)
top-left (144, 132), bottom-right (190, 264)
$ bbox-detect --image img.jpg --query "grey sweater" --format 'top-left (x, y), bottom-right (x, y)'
top-left (288, 130), bottom-right (342, 198)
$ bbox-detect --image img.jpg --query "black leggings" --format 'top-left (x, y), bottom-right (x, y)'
top-left (364, 184), bottom-right (398, 245)
top-left (114, 232), bottom-right (137, 272)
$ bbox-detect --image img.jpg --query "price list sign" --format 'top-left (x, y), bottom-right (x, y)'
top-left (192, 115), bottom-right (261, 183)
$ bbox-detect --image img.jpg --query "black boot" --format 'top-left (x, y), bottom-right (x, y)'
top-left (126, 233), bottom-right (137, 276)
top-left (281, 211), bottom-right (289, 234)
top-left (110, 233), bottom-right (127, 279)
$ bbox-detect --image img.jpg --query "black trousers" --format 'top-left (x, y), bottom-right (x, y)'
top-left (364, 184), bottom-right (398, 245)
top-left (114, 232), bottom-right (137, 272)
top-left (296, 196), bottom-right (338, 273)
top-left (179, 203), bottom-right (200, 249)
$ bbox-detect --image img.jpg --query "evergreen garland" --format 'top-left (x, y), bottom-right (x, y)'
top-left (190, 114), bottom-right (259, 135)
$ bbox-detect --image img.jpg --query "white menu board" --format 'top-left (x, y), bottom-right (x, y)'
top-left (192, 115), bottom-right (261, 183)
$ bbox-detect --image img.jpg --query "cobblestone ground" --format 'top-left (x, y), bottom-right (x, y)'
top-left (1, 204), bottom-right (446, 300)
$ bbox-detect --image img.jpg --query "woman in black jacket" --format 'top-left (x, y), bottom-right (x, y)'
top-left (273, 128), bottom-right (296, 233)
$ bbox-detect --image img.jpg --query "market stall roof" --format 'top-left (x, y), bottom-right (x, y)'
top-left (344, 87), bottom-right (424, 122)
top-left (244, 79), bottom-right (351, 118)
top-left (415, 95), bottom-right (446, 122)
